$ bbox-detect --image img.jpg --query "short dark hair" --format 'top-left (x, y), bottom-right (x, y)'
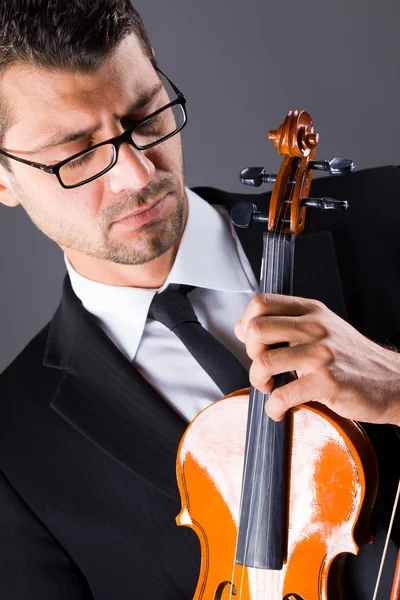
top-left (0, 0), bottom-right (156, 171)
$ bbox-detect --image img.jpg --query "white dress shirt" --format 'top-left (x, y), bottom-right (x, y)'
top-left (65, 187), bottom-right (260, 422)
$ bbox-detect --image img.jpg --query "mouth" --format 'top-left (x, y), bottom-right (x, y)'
top-left (112, 195), bottom-right (169, 229)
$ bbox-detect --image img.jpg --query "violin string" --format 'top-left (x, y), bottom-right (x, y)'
top-left (232, 385), bottom-right (258, 599)
top-left (244, 236), bottom-right (272, 598)
top-left (261, 215), bottom-right (278, 596)
top-left (240, 221), bottom-right (283, 595)
top-left (266, 204), bottom-right (285, 592)
top-left (231, 154), bottom-right (300, 599)
top-left (231, 247), bottom-right (269, 600)
top-left (267, 158), bottom-right (299, 595)
top-left (261, 230), bottom-right (278, 595)
top-left (372, 477), bottom-right (400, 600)
top-left (234, 389), bottom-right (258, 600)
top-left (262, 160), bottom-right (296, 595)
top-left (239, 230), bottom-right (274, 598)
top-left (274, 159), bottom-right (297, 593)
top-left (230, 190), bottom-right (274, 598)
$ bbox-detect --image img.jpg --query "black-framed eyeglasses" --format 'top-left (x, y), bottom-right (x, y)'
top-left (0, 68), bottom-right (187, 189)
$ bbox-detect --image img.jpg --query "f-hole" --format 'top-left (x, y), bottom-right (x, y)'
top-left (214, 580), bottom-right (238, 599)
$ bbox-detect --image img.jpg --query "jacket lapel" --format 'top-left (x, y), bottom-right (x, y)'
top-left (43, 275), bottom-right (186, 501)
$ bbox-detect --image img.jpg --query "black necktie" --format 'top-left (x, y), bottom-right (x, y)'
top-left (147, 284), bottom-right (249, 396)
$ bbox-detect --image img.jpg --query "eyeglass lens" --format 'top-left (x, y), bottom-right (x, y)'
top-left (59, 103), bottom-right (185, 187)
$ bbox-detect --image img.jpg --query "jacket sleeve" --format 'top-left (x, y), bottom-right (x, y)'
top-left (0, 468), bottom-right (93, 600)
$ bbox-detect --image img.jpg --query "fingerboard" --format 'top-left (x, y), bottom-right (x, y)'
top-left (236, 231), bottom-right (295, 569)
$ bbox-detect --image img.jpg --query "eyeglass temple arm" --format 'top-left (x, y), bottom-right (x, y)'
top-left (155, 67), bottom-right (184, 98)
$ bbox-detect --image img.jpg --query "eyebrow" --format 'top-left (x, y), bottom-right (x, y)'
top-left (29, 82), bottom-right (163, 153)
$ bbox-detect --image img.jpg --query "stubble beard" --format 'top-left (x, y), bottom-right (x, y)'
top-left (100, 193), bottom-right (185, 265)
top-left (14, 172), bottom-right (186, 267)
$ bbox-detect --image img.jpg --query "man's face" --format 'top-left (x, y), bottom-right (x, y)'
top-left (0, 34), bottom-right (186, 268)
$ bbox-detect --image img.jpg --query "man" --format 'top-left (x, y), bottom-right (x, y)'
top-left (0, 1), bottom-right (398, 598)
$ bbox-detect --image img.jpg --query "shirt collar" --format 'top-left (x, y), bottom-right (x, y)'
top-left (65, 187), bottom-right (256, 359)
top-left (161, 187), bottom-right (254, 292)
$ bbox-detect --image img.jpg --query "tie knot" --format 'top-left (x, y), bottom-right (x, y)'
top-left (148, 284), bottom-right (198, 331)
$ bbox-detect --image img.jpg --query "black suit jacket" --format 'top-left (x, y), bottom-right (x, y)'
top-left (0, 166), bottom-right (399, 599)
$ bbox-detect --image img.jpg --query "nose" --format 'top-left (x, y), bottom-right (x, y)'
top-left (107, 142), bottom-right (155, 194)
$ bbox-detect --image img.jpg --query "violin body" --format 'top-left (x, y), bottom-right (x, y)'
top-left (175, 110), bottom-right (386, 599)
top-left (176, 391), bottom-right (378, 599)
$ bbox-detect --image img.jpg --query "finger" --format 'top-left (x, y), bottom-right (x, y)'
top-left (244, 315), bottom-right (328, 360)
top-left (234, 319), bottom-right (246, 343)
top-left (250, 343), bottom-right (332, 390)
top-left (238, 293), bottom-right (322, 339)
top-left (264, 370), bottom-right (334, 421)
top-left (251, 376), bottom-right (275, 395)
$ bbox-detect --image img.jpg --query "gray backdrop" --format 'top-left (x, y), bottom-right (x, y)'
top-left (1, 0), bottom-right (399, 372)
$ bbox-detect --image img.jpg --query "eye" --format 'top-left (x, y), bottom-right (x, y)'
top-left (121, 99), bottom-right (161, 128)
top-left (65, 151), bottom-right (94, 170)
top-left (139, 113), bottom-right (162, 129)
top-left (122, 111), bottom-right (153, 129)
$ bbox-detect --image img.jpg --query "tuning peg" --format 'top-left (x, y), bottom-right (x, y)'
top-left (240, 167), bottom-right (277, 187)
top-left (230, 202), bottom-right (269, 228)
top-left (309, 157), bottom-right (355, 176)
top-left (302, 197), bottom-right (348, 210)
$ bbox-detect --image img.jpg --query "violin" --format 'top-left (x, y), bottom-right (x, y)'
top-left (175, 110), bottom-right (400, 599)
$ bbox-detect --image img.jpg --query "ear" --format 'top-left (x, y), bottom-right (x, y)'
top-left (0, 169), bottom-right (21, 207)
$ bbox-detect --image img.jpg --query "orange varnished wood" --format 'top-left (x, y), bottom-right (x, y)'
top-left (176, 393), bottom-right (378, 599)
top-left (268, 110), bottom-right (317, 236)
top-left (390, 550), bottom-right (400, 600)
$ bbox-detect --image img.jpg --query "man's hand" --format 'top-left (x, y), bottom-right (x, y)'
top-left (235, 293), bottom-right (400, 425)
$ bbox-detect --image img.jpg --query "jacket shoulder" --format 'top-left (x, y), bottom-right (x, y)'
top-left (0, 322), bottom-right (52, 403)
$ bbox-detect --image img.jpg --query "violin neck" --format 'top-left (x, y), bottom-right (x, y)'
top-left (260, 231), bottom-right (295, 296)
top-left (236, 231), bottom-right (295, 570)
